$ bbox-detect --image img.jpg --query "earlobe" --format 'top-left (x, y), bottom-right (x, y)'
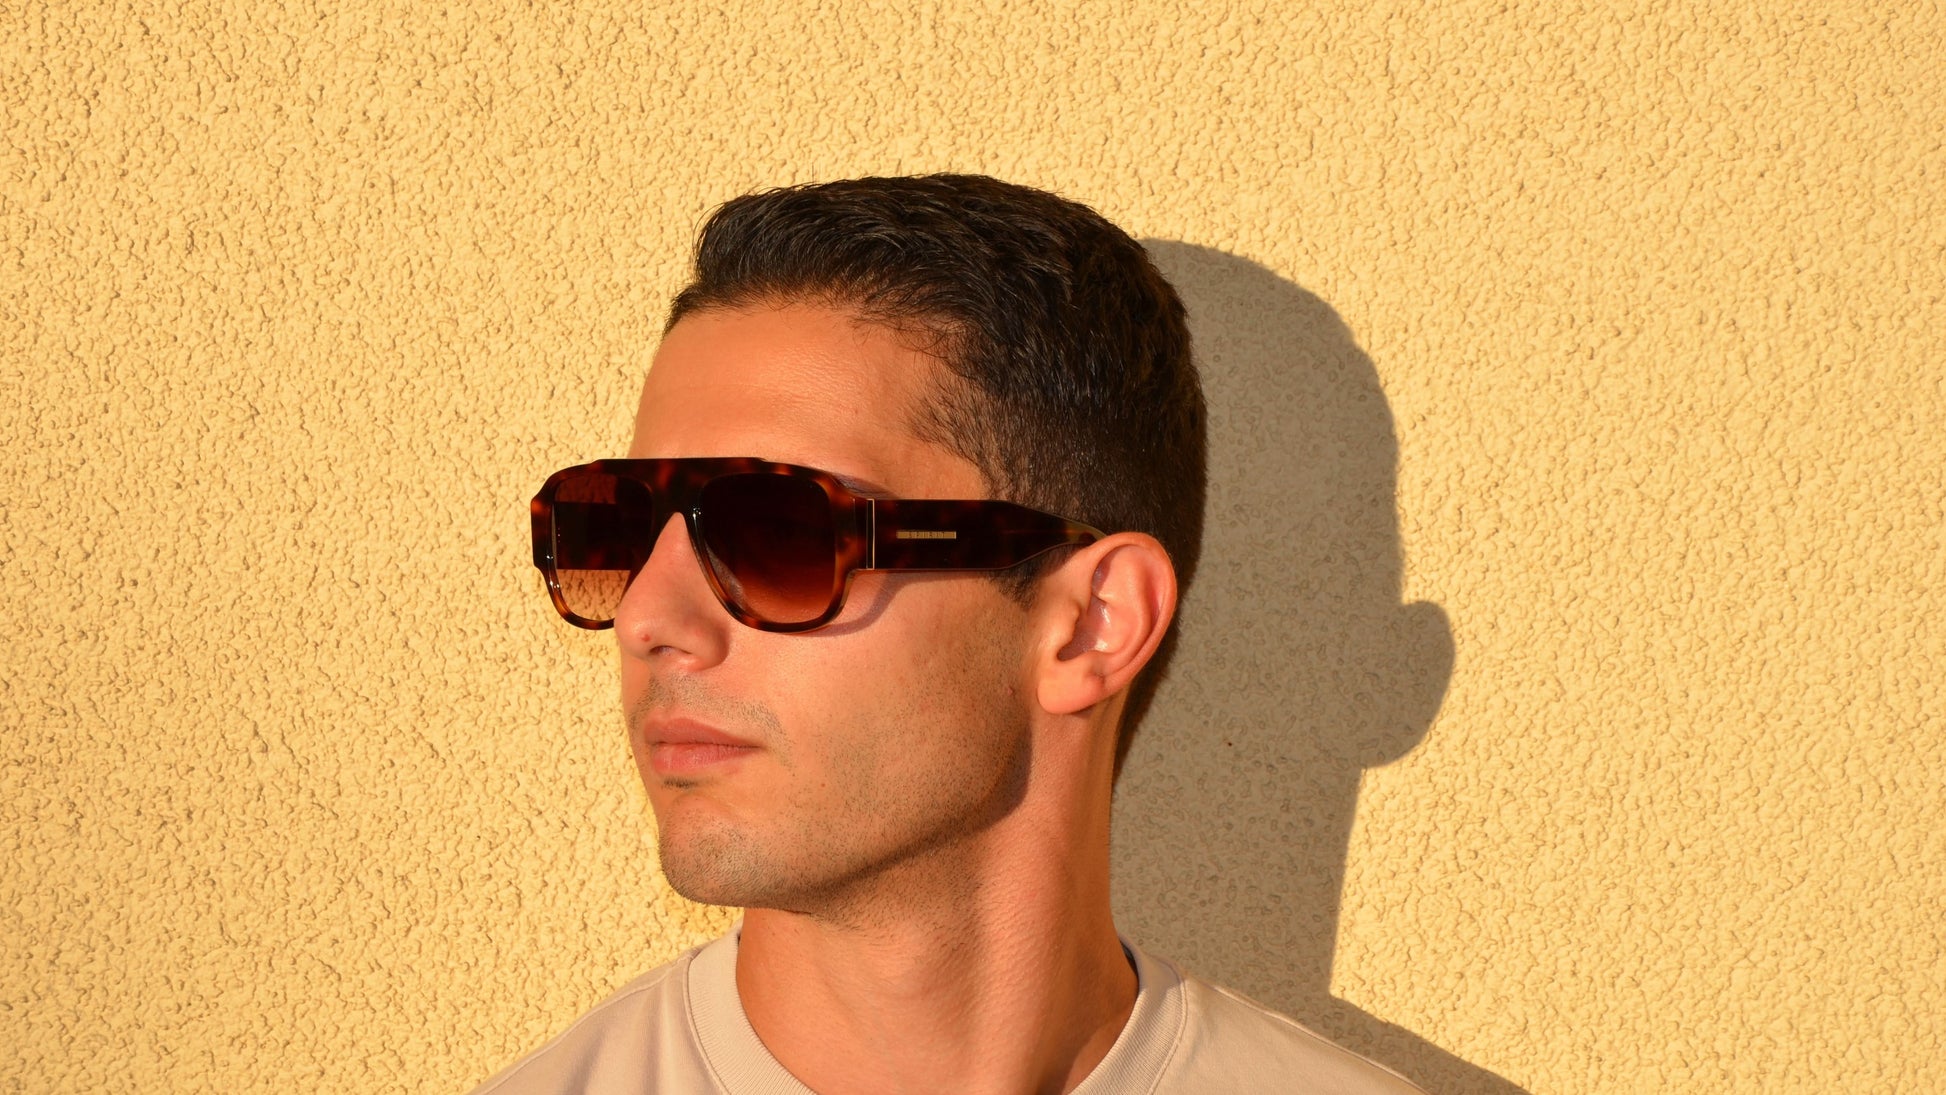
top-left (1036, 536), bottom-right (1178, 717)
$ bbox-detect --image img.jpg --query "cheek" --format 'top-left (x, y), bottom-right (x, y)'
top-left (780, 581), bottom-right (1027, 783)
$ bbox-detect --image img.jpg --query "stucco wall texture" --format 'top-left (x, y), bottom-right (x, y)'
top-left (3, 1), bottom-right (1941, 1092)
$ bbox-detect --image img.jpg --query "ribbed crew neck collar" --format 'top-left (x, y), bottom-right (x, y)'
top-left (685, 927), bottom-right (1187, 1094)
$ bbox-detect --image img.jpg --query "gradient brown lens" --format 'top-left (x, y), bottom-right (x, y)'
top-left (698, 473), bottom-right (838, 624)
top-left (551, 471), bottom-right (656, 623)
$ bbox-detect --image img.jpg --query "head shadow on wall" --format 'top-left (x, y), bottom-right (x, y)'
top-left (1112, 243), bottom-right (1524, 1095)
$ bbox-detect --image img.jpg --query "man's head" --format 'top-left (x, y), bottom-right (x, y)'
top-left (613, 175), bottom-right (1205, 910)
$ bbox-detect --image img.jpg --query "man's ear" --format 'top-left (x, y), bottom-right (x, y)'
top-left (1035, 534), bottom-right (1179, 717)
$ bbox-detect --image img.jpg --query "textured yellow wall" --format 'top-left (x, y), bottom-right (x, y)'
top-left (4, 2), bottom-right (1941, 1092)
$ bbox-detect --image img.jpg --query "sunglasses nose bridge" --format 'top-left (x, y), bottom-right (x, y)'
top-left (614, 464), bottom-right (784, 631)
top-left (661, 478), bottom-right (713, 584)
top-left (610, 506), bottom-right (733, 637)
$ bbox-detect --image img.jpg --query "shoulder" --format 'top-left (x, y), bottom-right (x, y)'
top-left (1145, 949), bottom-right (1429, 1095)
top-left (467, 950), bottom-right (701, 1095)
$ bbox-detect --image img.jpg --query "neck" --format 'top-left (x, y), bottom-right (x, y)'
top-left (735, 743), bottom-right (1135, 1095)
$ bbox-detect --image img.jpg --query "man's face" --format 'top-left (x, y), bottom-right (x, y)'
top-left (619, 302), bottom-right (1035, 911)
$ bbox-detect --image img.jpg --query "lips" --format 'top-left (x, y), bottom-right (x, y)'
top-left (642, 716), bottom-right (760, 778)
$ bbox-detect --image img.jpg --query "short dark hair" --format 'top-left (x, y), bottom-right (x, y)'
top-left (667, 174), bottom-right (1205, 774)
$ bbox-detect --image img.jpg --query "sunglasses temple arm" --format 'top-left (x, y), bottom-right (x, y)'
top-left (869, 499), bottom-right (1103, 570)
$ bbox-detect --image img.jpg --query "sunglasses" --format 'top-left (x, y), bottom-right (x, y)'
top-left (530, 458), bottom-right (1106, 632)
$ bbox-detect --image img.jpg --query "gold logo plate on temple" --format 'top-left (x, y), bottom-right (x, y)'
top-left (896, 530), bottom-right (958, 540)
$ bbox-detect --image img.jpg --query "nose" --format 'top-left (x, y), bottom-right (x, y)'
top-left (612, 512), bottom-right (732, 668)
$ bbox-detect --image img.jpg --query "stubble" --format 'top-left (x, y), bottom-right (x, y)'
top-left (632, 618), bottom-right (1033, 921)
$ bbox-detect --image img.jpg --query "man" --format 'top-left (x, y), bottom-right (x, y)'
top-left (483, 175), bottom-right (1422, 1094)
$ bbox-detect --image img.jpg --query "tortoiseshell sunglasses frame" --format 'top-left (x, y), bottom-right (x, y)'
top-left (531, 458), bottom-right (1106, 632)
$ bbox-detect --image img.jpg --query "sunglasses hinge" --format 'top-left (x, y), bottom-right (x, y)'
top-left (867, 497), bottom-right (877, 569)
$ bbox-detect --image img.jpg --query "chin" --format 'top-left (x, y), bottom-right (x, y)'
top-left (658, 815), bottom-right (882, 914)
top-left (657, 816), bottom-right (782, 908)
